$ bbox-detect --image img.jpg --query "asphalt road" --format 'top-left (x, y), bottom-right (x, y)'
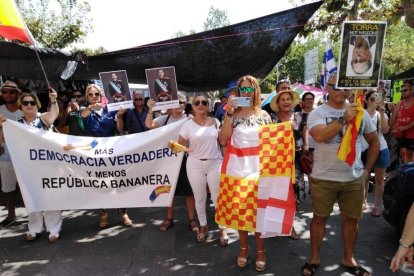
top-left (0, 185), bottom-right (404, 276)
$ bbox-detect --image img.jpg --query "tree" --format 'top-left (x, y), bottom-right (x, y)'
top-left (16, 0), bottom-right (92, 49)
top-left (203, 6), bottom-right (230, 31)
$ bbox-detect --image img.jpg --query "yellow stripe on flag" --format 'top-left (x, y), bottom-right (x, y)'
top-left (0, 0), bottom-right (33, 44)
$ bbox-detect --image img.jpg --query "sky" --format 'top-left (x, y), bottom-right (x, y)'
top-left (79, 0), bottom-right (305, 51)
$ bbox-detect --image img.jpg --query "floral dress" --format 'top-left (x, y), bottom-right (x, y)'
top-left (270, 111), bottom-right (306, 203)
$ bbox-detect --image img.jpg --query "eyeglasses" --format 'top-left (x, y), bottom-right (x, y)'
top-left (327, 83), bottom-right (341, 91)
top-left (179, 101), bottom-right (186, 105)
top-left (73, 94), bottom-right (83, 98)
top-left (401, 89), bottom-right (408, 93)
top-left (238, 86), bottom-right (255, 93)
top-left (2, 90), bottom-right (17, 95)
top-left (134, 98), bottom-right (143, 101)
top-left (194, 100), bottom-right (208, 106)
top-left (88, 93), bottom-right (100, 97)
top-left (21, 100), bottom-right (36, 106)
top-left (369, 97), bottom-right (376, 102)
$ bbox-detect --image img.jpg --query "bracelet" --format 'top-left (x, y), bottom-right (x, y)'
top-left (50, 101), bottom-right (57, 104)
top-left (399, 239), bottom-right (413, 249)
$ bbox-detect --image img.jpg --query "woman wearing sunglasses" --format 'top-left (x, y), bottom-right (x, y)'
top-left (80, 84), bottom-right (132, 228)
top-left (175, 94), bottom-right (226, 244)
top-left (363, 90), bottom-right (390, 217)
top-left (145, 93), bottom-right (198, 234)
top-left (16, 90), bottom-right (62, 242)
top-left (217, 75), bottom-right (272, 272)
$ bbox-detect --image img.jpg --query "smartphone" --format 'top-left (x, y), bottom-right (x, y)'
top-left (71, 98), bottom-right (77, 103)
top-left (377, 93), bottom-right (383, 103)
top-left (232, 97), bottom-right (250, 107)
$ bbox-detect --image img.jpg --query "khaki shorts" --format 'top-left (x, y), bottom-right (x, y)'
top-left (0, 161), bottom-right (18, 193)
top-left (310, 176), bottom-right (365, 219)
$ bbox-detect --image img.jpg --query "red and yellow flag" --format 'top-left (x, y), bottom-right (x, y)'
top-left (0, 0), bottom-right (33, 44)
top-left (337, 90), bottom-right (364, 166)
top-left (215, 122), bottom-right (296, 238)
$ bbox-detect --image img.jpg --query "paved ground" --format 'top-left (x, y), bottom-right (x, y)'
top-left (0, 185), bottom-right (405, 276)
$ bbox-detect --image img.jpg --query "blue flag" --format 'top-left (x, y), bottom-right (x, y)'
top-left (320, 46), bottom-right (337, 89)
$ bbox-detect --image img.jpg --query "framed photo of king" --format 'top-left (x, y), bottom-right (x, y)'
top-left (145, 66), bottom-right (179, 111)
top-left (337, 21), bottom-right (387, 89)
top-left (99, 70), bottom-right (132, 104)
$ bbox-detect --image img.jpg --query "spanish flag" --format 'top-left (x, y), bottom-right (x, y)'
top-left (215, 122), bottom-right (296, 238)
top-left (0, 0), bottom-right (34, 44)
top-left (337, 90), bottom-right (365, 166)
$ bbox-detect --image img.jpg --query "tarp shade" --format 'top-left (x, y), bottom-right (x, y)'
top-left (389, 67), bottom-right (414, 80)
top-left (0, 1), bottom-right (322, 92)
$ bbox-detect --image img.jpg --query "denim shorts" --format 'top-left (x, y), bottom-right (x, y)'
top-left (375, 148), bottom-right (390, 168)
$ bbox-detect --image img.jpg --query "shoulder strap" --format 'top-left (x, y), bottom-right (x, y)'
top-left (133, 109), bottom-right (146, 130)
top-left (164, 115), bottom-right (171, 126)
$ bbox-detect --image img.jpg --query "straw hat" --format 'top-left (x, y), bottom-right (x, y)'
top-left (1, 80), bottom-right (20, 93)
top-left (270, 90), bottom-right (300, 112)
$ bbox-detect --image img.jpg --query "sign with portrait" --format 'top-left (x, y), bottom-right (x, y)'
top-left (145, 66), bottom-right (179, 111)
top-left (337, 21), bottom-right (387, 89)
top-left (99, 70), bottom-right (133, 111)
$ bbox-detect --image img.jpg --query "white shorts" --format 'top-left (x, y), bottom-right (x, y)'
top-left (0, 161), bottom-right (17, 193)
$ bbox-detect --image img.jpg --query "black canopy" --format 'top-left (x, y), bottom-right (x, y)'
top-left (0, 1), bottom-right (323, 92)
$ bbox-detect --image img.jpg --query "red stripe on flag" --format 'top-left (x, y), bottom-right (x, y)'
top-left (221, 143), bottom-right (260, 173)
top-left (0, 26), bottom-right (32, 44)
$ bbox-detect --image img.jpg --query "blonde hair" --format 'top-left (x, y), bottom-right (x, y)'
top-left (237, 75), bottom-right (262, 110)
top-left (84, 84), bottom-right (104, 97)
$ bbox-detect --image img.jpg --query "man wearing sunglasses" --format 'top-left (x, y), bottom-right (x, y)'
top-left (67, 90), bottom-right (86, 136)
top-left (0, 81), bottom-right (24, 227)
top-left (389, 79), bottom-right (414, 163)
top-left (302, 73), bottom-right (379, 276)
top-left (118, 91), bottom-right (150, 134)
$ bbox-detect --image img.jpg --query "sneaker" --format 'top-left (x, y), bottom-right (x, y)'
top-left (1, 218), bottom-right (16, 228)
top-left (120, 213), bottom-right (132, 226)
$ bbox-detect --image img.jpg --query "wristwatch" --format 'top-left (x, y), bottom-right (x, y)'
top-left (337, 116), bottom-right (347, 125)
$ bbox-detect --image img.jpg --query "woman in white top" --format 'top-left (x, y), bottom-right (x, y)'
top-left (177, 94), bottom-right (225, 244)
top-left (364, 90), bottom-right (390, 217)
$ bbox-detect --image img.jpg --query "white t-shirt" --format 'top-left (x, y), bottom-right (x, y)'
top-left (0, 105), bottom-right (24, 161)
top-left (361, 111), bottom-right (388, 151)
top-left (307, 104), bottom-right (376, 182)
top-left (179, 119), bottom-right (223, 160)
top-left (154, 113), bottom-right (191, 127)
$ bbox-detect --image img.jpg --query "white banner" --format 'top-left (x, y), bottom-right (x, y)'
top-left (3, 120), bottom-right (186, 212)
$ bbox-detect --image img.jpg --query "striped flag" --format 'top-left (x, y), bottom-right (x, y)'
top-left (320, 46), bottom-right (337, 89)
top-left (215, 122), bottom-right (296, 238)
top-left (0, 0), bottom-right (34, 44)
top-left (337, 90), bottom-right (364, 166)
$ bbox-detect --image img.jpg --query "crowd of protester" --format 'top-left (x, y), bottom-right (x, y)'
top-left (0, 75), bottom-right (414, 274)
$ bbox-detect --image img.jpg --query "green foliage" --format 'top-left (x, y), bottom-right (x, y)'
top-left (16, 0), bottom-right (92, 49)
top-left (70, 46), bottom-right (107, 56)
top-left (203, 6), bottom-right (230, 31)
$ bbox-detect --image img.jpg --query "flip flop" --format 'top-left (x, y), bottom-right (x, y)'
top-left (342, 264), bottom-right (371, 276)
top-left (301, 262), bottom-right (319, 276)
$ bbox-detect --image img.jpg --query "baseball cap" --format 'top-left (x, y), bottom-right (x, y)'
top-left (224, 81), bottom-right (238, 97)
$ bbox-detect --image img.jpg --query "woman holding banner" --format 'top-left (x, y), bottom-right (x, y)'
top-left (217, 75), bottom-right (272, 272)
top-left (14, 90), bottom-right (62, 243)
top-left (80, 84), bottom-right (132, 228)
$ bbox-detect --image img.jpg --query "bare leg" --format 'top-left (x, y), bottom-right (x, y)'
top-left (237, 230), bottom-right (249, 267)
top-left (184, 196), bottom-right (195, 220)
top-left (255, 232), bottom-right (266, 271)
top-left (4, 191), bottom-right (16, 220)
top-left (341, 213), bottom-right (359, 267)
top-left (374, 168), bottom-right (386, 209)
top-left (309, 215), bottom-right (327, 265)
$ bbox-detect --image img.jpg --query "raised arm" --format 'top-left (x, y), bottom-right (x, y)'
top-left (41, 88), bottom-right (59, 127)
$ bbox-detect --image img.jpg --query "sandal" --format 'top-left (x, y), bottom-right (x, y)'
top-left (290, 227), bottom-right (299, 240)
top-left (255, 250), bottom-right (266, 272)
top-left (218, 228), bottom-right (229, 247)
top-left (371, 207), bottom-right (381, 217)
top-left (301, 262), bottom-right (319, 276)
top-left (237, 247), bottom-right (248, 268)
top-left (160, 218), bottom-right (174, 231)
top-left (196, 225), bottom-right (207, 243)
top-left (189, 219), bottom-right (199, 233)
top-left (342, 263), bottom-right (371, 276)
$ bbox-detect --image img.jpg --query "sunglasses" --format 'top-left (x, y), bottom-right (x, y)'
top-left (238, 86), bottom-right (255, 93)
top-left (73, 94), bottom-right (83, 98)
top-left (22, 100), bottom-right (36, 106)
top-left (305, 98), bottom-right (314, 101)
top-left (2, 90), bottom-right (17, 95)
top-left (327, 83), bottom-right (341, 91)
top-left (134, 98), bottom-right (143, 101)
top-left (194, 100), bottom-right (208, 106)
top-left (369, 97), bottom-right (376, 102)
top-left (277, 79), bottom-right (290, 84)
top-left (401, 89), bottom-right (408, 93)
top-left (88, 93), bottom-right (100, 97)
top-left (179, 101), bottom-right (186, 105)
